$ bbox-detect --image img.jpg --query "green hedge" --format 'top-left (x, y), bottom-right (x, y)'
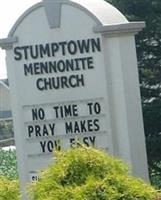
top-left (0, 148), bottom-right (18, 180)
top-left (28, 147), bottom-right (158, 200)
top-left (0, 176), bottom-right (20, 200)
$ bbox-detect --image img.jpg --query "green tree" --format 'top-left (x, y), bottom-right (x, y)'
top-left (106, 0), bottom-right (161, 187)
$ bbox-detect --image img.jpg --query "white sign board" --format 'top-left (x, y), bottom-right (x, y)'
top-left (0, 0), bottom-right (149, 199)
top-left (10, 35), bottom-right (112, 169)
top-left (5, 0), bottom-right (114, 190)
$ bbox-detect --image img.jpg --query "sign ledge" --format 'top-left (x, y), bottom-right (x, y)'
top-left (0, 37), bottom-right (18, 50)
top-left (93, 21), bottom-right (146, 35)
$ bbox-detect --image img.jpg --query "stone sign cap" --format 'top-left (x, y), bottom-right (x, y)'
top-left (43, 0), bottom-right (128, 28)
top-left (9, 0), bottom-right (128, 35)
top-left (0, 0), bottom-right (145, 49)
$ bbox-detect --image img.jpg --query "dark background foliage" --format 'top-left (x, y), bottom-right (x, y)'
top-left (107, 0), bottom-right (161, 188)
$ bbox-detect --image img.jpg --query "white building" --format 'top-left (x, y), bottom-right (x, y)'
top-left (0, 79), bottom-right (13, 142)
top-left (0, 79), bottom-right (12, 120)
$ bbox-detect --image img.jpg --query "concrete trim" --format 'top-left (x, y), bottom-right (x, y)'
top-left (43, 0), bottom-right (62, 28)
top-left (43, 0), bottom-right (101, 28)
top-left (0, 37), bottom-right (18, 50)
top-left (93, 22), bottom-right (146, 36)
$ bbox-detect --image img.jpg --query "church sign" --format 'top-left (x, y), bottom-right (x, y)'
top-left (0, 0), bottom-right (149, 199)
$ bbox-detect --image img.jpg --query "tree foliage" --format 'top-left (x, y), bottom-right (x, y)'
top-left (106, 0), bottom-right (161, 187)
top-left (28, 147), bottom-right (158, 200)
top-left (0, 149), bottom-right (18, 180)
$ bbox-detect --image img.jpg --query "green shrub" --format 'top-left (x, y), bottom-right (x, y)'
top-left (28, 146), bottom-right (158, 200)
top-left (0, 148), bottom-right (18, 180)
top-left (0, 176), bottom-right (20, 200)
top-left (149, 162), bottom-right (161, 189)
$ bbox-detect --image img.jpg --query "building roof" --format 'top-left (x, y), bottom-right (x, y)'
top-left (0, 79), bottom-right (12, 119)
top-left (3, 79), bottom-right (9, 86)
top-left (0, 79), bottom-right (9, 89)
